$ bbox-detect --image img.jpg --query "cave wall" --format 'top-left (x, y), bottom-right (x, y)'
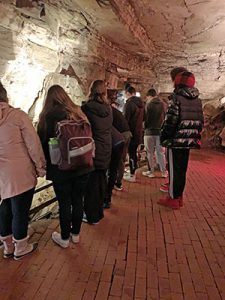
top-left (0, 1), bottom-right (149, 122)
top-left (109, 0), bottom-right (225, 102)
top-left (1, 0), bottom-right (225, 122)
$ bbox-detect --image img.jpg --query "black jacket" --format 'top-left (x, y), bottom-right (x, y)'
top-left (112, 106), bottom-right (130, 133)
top-left (145, 97), bottom-right (165, 135)
top-left (37, 106), bottom-right (93, 182)
top-left (82, 100), bottom-right (112, 169)
top-left (112, 126), bottom-right (125, 149)
top-left (124, 96), bottom-right (144, 144)
top-left (160, 87), bottom-right (204, 149)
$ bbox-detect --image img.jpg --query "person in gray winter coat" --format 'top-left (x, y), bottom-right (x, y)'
top-left (143, 88), bottom-right (167, 178)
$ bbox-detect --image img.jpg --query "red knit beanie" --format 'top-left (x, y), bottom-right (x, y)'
top-left (174, 71), bottom-right (195, 88)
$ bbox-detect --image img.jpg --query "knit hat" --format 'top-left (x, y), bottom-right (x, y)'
top-left (174, 71), bottom-right (195, 88)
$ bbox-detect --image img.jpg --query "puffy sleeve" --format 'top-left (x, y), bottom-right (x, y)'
top-left (160, 98), bottom-right (179, 146)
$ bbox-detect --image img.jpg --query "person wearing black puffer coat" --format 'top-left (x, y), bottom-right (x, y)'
top-left (158, 71), bottom-right (204, 209)
top-left (82, 80), bottom-right (113, 224)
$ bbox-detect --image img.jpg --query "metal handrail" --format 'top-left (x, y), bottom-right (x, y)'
top-left (29, 182), bottom-right (57, 218)
top-left (34, 182), bottom-right (53, 194)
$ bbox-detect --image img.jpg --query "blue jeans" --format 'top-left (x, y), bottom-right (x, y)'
top-left (144, 135), bottom-right (166, 172)
top-left (0, 188), bottom-right (34, 240)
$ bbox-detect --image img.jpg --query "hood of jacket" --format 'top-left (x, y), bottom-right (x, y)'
top-left (128, 96), bottom-right (144, 108)
top-left (83, 100), bottom-right (111, 118)
top-left (0, 102), bottom-right (15, 126)
top-left (174, 87), bottom-right (199, 99)
top-left (150, 97), bottom-right (162, 105)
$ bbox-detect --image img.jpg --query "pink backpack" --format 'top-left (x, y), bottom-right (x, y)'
top-left (56, 119), bottom-right (94, 171)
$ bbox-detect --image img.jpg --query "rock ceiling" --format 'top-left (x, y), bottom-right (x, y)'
top-left (74, 0), bottom-right (225, 99)
top-left (1, 0), bottom-right (225, 113)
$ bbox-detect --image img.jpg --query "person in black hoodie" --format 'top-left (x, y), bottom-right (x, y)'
top-left (107, 90), bottom-right (131, 190)
top-left (103, 126), bottom-right (124, 208)
top-left (112, 102), bottom-right (132, 190)
top-left (38, 85), bottom-right (92, 248)
top-left (82, 80), bottom-right (113, 223)
top-left (123, 86), bottom-right (145, 182)
top-left (159, 71), bottom-right (204, 209)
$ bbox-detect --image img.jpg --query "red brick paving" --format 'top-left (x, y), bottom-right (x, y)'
top-left (0, 149), bottom-right (225, 300)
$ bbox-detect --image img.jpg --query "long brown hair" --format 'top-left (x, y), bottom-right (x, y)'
top-left (107, 89), bottom-right (117, 104)
top-left (88, 80), bottom-right (108, 104)
top-left (38, 85), bottom-right (87, 137)
top-left (0, 82), bottom-right (8, 103)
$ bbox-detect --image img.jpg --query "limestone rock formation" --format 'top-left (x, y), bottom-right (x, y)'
top-left (1, 0), bottom-right (225, 132)
top-left (202, 101), bottom-right (225, 149)
top-left (0, 0), bottom-right (150, 121)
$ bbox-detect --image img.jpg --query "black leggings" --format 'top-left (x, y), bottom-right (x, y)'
top-left (128, 140), bottom-right (139, 175)
top-left (84, 170), bottom-right (107, 223)
top-left (105, 142), bottom-right (124, 204)
top-left (168, 148), bottom-right (190, 199)
top-left (53, 174), bottom-right (89, 240)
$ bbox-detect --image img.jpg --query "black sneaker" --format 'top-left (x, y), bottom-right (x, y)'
top-left (114, 183), bottom-right (123, 191)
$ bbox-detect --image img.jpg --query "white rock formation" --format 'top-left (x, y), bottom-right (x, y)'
top-left (1, 0), bottom-right (225, 117)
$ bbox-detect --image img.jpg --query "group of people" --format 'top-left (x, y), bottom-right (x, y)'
top-left (0, 66), bottom-right (204, 259)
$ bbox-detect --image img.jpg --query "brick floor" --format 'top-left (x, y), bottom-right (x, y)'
top-left (0, 149), bottom-right (225, 300)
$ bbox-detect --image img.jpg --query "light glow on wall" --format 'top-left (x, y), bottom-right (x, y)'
top-left (220, 96), bottom-right (225, 104)
top-left (1, 50), bottom-right (46, 114)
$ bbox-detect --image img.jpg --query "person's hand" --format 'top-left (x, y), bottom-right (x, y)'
top-left (37, 169), bottom-right (46, 178)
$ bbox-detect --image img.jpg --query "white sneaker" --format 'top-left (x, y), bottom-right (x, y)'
top-left (71, 234), bottom-right (80, 244)
top-left (52, 232), bottom-right (69, 248)
top-left (124, 168), bottom-right (130, 174)
top-left (148, 172), bottom-right (155, 178)
top-left (13, 236), bottom-right (37, 260)
top-left (161, 171), bottom-right (168, 178)
top-left (123, 175), bottom-right (136, 182)
top-left (82, 212), bottom-right (88, 223)
top-left (82, 217), bottom-right (88, 223)
top-left (92, 221), bottom-right (99, 225)
top-left (114, 183), bottom-right (123, 191)
top-left (142, 170), bottom-right (151, 177)
top-left (123, 173), bottom-right (129, 179)
top-left (82, 214), bottom-right (99, 225)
